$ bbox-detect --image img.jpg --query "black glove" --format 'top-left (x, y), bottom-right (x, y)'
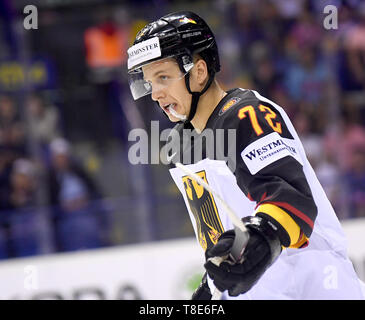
top-left (191, 272), bottom-right (212, 300)
top-left (204, 214), bottom-right (285, 296)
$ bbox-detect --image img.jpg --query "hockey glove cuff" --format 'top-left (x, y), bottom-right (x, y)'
top-left (204, 215), bottom-right (282, 296)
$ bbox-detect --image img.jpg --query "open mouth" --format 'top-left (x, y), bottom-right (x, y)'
top-left (161, 103), bottom-right (187, 120)
top-left (162, 103), bottom-right (177, 114)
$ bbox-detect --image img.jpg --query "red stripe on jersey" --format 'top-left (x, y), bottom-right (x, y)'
top-left (247, 192), bottom-right (254, 202)
top-left (260, 192), bottom-right (267, 203)
top-left (254, 192), bottom-right (273, 210)
top-left (262, 201), bottom-right (314, 229)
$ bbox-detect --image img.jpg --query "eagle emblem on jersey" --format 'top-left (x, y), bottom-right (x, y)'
top-left (182, 171), bottom-right (224, 251)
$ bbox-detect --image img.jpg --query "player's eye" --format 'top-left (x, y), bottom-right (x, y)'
top-left (158, 75), bottom-right (170, 82)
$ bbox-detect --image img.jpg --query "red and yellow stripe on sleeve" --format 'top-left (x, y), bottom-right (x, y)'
top-left (255, 203), bottom-right (308, 248)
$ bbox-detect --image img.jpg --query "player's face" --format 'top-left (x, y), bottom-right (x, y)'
top-left (143, 59), bottom-right (192, 122)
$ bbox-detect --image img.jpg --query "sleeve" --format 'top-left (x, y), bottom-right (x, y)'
top-left (224, 96), bottom-right (317, 248)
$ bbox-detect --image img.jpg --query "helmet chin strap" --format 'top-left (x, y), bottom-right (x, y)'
top-left (184, 72), bottom-right (215, 123)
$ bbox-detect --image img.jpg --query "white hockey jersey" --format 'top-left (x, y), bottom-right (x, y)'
top-left (169, 89), bottom-right (364, 299)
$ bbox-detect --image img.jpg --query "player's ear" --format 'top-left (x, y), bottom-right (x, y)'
top-left (192, 57), bottom-right (209, 89)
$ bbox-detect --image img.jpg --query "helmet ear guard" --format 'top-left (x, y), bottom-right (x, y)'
top-left (180, 54), bottom-right (194, 73)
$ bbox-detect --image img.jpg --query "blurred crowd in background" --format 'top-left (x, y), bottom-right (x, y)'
top-left (0, 0), bottom-right (364, 260)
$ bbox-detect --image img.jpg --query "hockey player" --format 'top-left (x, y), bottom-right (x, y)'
top-left (127, 11), bottom-right (365, 299)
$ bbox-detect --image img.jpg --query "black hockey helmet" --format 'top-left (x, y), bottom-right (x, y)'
top-left (127, 11), bottom-right (220, 122)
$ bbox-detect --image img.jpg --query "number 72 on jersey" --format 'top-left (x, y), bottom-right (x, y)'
top-left (238, 104), bottom-right (282, 136)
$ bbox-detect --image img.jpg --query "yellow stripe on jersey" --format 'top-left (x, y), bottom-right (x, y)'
top-left (289, 232), bottom-right (309, 249)
top-left (255, 203), bottom-right (300, 246)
